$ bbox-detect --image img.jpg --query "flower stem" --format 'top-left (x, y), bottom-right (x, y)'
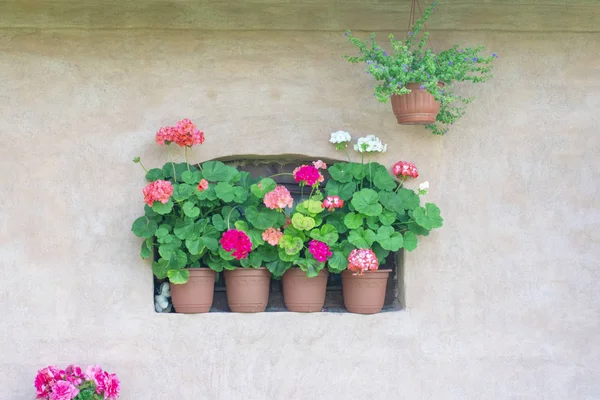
top-left (185, 147), bottom-right (190, 172)
top-left (343, 148), bottom-right (352, 162)
top-left (138, 161), bottom-right (148, 173)
top-left (167, 144), bottom-right (177, 181)
top-left (225, 206), bottom-right (241, 230)
top-left (267, 172), bottom-right (293, 179)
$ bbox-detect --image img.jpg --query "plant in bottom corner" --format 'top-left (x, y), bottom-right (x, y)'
top-left (34, 365), bottom-right (120, 400)
top-left (343, 1), bottom-right (497, 135)
top-left (324, 131), bottom-right (443, 275)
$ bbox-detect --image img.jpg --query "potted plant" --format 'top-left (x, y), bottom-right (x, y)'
top-left (324, 131), bottom-right (443, 313)
top-left (34, 364), bottom-right (120, 399)
top-left (344, 1), bottom-right (497, 135)
top-left (131, 119), bottom-right (255, 313)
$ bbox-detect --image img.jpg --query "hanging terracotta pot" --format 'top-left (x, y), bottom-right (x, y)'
top-left (170, 269), bottom-right (216, 314)
top-left (341, 269), bottom-right (391, 314)
top-left (224, 268), bottom-right (271, 313)
top-left (282, 268), bottom-right (329, 312)
top-left (390, 83), bottom-right (442, 125)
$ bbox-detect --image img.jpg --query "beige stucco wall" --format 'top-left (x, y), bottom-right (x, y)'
top-left (1, 1), bottom-right (599, 398)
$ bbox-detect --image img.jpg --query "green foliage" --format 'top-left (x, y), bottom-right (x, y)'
top-left (344, 1), bottom-right (496, 135)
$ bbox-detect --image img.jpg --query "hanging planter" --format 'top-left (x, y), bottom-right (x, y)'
top-left (343, 0), bottom-right (497, 135)
top-left (390, 83), bottom-right (443, 124)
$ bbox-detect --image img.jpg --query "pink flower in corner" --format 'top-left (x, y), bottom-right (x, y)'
top-left (142, 180), bottom-right (174, 207)
top-left (84, 365), bottom-right (103, 382)
top-left (35, 365), bottom-right (60, 398)
top-left (392, 161), bottom-right (419, 179)
top-left (197, 179), bottom-right (209, 192)
top-left (65, 364), bottom-right (84, 386)
top-left (293, 165), bottom-right (323, 186)
top-left (308, 240), bottom-right (332, 262)
top-left (312, 160), bottom-right (327, 170)
top-left (347, 248), bottom-right (379, 275)
top-left (263, 186), bottom-right (294, 211)
top-left (220, 229), bottom-right (253, 260)
top-left (262, 228), bottom-right (283, 246)
top-left (48, 380), bottom-right (79, 400)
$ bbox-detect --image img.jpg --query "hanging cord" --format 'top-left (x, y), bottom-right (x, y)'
top-left (407, 0), bottom-right (439, 65)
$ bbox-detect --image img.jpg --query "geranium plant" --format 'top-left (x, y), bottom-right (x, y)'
top-left (344, 1), bottom-right (497, 135)
top-left (324, 131), bottom-right (443, 274)
top-left (34, 364), bottom-right (120, 400)
top-left (131, 119), bottom-right (287, 283)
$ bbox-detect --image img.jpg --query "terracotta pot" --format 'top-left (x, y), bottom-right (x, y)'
top-left (341, 269), bottom-right (391, 314)
top-left (224, 268), bottom-right (271, 313)
top-left (390, 83), bottom-right (442, 125)
top-left (282, 268), bottom-right (329, 312)
top-left (170, 269), bottom-right (216, 314)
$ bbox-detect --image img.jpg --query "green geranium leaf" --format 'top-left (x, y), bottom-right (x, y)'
top-left (403, 231), bottom-right (418, 251)
top-left (215, 182), bottom-right (235, 202)
top-left (140, 240), bottom-right (152, 259)
top-left (413, 203), bottom-right (443, 230)
top-left (152, 260), bottom-right (169, 279)
top-left (376, 226), bottom-right (404, 252)
top-left (154, 224), bottom-right (170, 238)
top-left (212, 214), bottom-right (227, 231)
top-left (370, 163), bottom-right (396, 191)
top-left (182, 201), bottom-right (200, 218)
top-left (325, 180), bottom-right (357, 201)
top-left (173, 219), bottom-right (195, 240)
top-left (348, 227), bottom-right (377, 249)
top-left (296, 258), bottom-right (323, 278)
top-left (158, 238), bottom-right (183, 259)
top-left (146, 168), bottom-right (165, 181)
top-left (279, 234), bottom-right (303, 255)
top-left (181, 170), bottom-right (202, 185)
top-left (152, 250), bottom-right (187, 279)
top-left (366, 216), bottom-right (380, 230)
top-left (152, 199), bottom-right (174, 215)
top-left (349, 162), bottom-right (367, 180)
top-left (144, 204), bottom-right (158, 217)
top-left (162, 162), bottom-right (189, 181)
top-left (219, 247), bottom-right (236, 261)
top-left (328, 162), bottom-right (354, 183)
top-left (397, 188), bottom-right (420, 210)
top-left (277, 247), bottom-right (299, 262)
top-left (327, 251), bottom-right (348, 274)
top-left (266, 259), bottom-right (292, 278)
top-left (379, 210), bottom-right (396, 225)
top-left (371, 242), bottom-right (390, 263)
top-left (306, 199), bottom-right (325, 214)
top-left (247, 251), bottom-right (264, 268)
top-left (167, 269), bottom-right (190, 284)
top-left (344, 212), bottom-right (364, 230)
top-left (408, 222), bottom-right (430, 236)
top-left (131, 217), bottom-right (158, 238)
top-left (291, 213), bottom-right (316, 231)
top-left (172, 184), bottom-right (194, 201)
top-left (195, 184), bottom-right (217, 201)
top-left (324, 212), bottom-right (348, 234)
top-left (205, 255), bottom-right (229, 272)
top-left (245, 205), bottom-right (281, 230)
top-left (351, 188), bottom-right (382, 216)
top-left (250, 178), bottom-right (276, 199)
top-left (378, 191), bottom-right (404, 213)
top-left (310, 224), bottom-right (339, 246)
top-left (232, 186), bottom-right (248, 203)
top-left (201, 161), bottom-right (239, 182)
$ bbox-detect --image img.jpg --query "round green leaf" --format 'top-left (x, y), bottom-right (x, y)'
top-left (379, 210), bottom-right (396, 225)
top-left (413, 203), bottom-right (443, 230)
top-left (182, 201), bottom-right (200, 218)
top-left (201, 161), bottom-right (240, 182)
top-left (309, 224), bottom-right (339, 246)
top-left (172, 184), bottom-right (194, 201)
top-left (152, 199), bottom-right (174, 215)
top-left (215, 182), bottom-right (235, 202)
top-left (327, 251), bottom-right (348, 273)
top-left (131, 217), bottom-right (158, 239)
top-left (168, 269), bottom-right (190, 284)
top-left (279, 234), bottom-right (304, 255)
top-left (250, 178), bottom-right (276, 199)
top-left (376, 226), bottom-right (404, 252)
top-left (328, 162), bottom-right (354, 183)
top-left (145, 168), bottom-right (165, 181)
top-left (351, 189), bottom-right (382, 216)
top-left (325, 180), bottom-right (357, 201)
top-left (245, 206), bottom-right (280, 230)
top-left (296, 259), bottom-right (323, 278)
top-left (403, 231), bottom-right (418, 251)
top-left (266, 259), bottom-right (292, 277)
top-left (181, 170), bottom-right (202, 185)
top-left (348, 228), bottom-right (377, 249)
top-left (370, 163), bottom-right (396, 191)
top-left (174, 219), bottom-right (195, 240)
top-left (291, 213), bottom-right (316, 231)
top-left (343, 212), bottom-right (364, 230)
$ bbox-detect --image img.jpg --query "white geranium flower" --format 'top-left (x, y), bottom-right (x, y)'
top-left (419, 181), bottom-right (430, 191)
top-left (330, 130), bottom-right (352, 144)
top-left (354, 135), bottom-right (387, 153)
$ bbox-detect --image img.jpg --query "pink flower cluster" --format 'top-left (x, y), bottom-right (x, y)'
top-left (155, 118), bottom-right (205, 147)
top-left (347, 248), bottom-right (379, 275)
top-left (263, 186), bottom-right (294, 210)
top-left (34, 364), bottom-right (120, 400)
top-left (143, 180), bottom-right (173, 206)
top-left (322, 195), bottom-right (344, 212)
top-left (262, 228), bottom-right (283, 246)
top-left (312, 160), bottom-right (327, 170)
top-left (293, 164), bottom-right (324, 186)
top-left (220, 229), bottom-right (252, 260)
top-left (392, 161), bottom-right (419, 179)
top-left (308, 240), bottom-right (332, 263)
top-left (197, 179), bottom-right (209, 191)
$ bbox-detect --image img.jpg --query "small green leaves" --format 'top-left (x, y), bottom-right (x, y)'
top-left (152, 199), bottom-right (174, 215)
top-left (328, 162), bottom-right (354, 183)
top-left (181, 170), bottom-right (202, 185)
top-left (250, 178), bottom-right (276, 199)
top-left (201, 161), bottom-right (239, 182)
top-left (296, 258), bottom-right (323, 278)
top-left (403, 231), bottom-right (418, 251)
top-left (305, 199), bottom-right (325, 214)
top-left (348, 227), bottom-right (377, 248)
top-left (167, 269), bottom-right (190, 284)
top-left (291, 213), bottom-right (316, 231)
top-left (131, 217), bottom-right (158, 238)
top-left (215, 182), bottom-right (235, 202)
top-left (397, 188), bottom-right (420, 211)
top-left (245, 206), bottom-right (283, 230)
top-left (379, 210), bottom-right (396, 225)
top-left (344, 212), bottom-right (364, 229)
top-left (325, 180), bottom-right (357, 201)
top-left (351, 188), bottom-right (382, 216)
top-left (146, 168), bottom-right (165, 181)
top-left (279, 234), bottom-right (303, 255)
top-left (327, 251), bottom-right (348, 274)
top-left (370, 163), bottom-right (396, 191)
top-left (413, 203), bottom-right (443, 230)
top-left (140, 239), bottom-right (152, 259)
top-left (266, 259), bottom-right (292, 277)
top-left (375, 226), bottom-right (404, 252)
top-left (174, 219), bottom-right (195, 240)
top-left (182, 201), bottom-right (200, 218)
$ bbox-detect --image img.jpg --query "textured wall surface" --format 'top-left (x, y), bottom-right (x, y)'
top-left (1, 1), bottom-right (599, 399)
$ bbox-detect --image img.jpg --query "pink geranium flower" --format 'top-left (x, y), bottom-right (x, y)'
top-left (142, 180), bottom-right (173, 207)
top-left (263, 186), bottom-right (294, 211)
top-left (95, 371), bottom-right (121, 400)
top-left (197, 179), bottom-right (209, 192)
top-left (392, 161), bottom-right (418, 179)
top-left (347, 248), bottom-right (379, 275)
top-left (262, 228), bottom-right (283, 246)
top-left (35, 366), bottom-right (60, 398)
top-left (293, 164), bottom-right (323, 186)
top-left (312, 160), bottom-right (327, 170)
top-left (48, 381), bottom-right (79, 400)
top-left (322, 195), bottom-right (344, 212)
top-left (155, 119), bottom-right (205, 148)
top-left (220, 229), bottom-right (252, 260)
top-left (308, 240), bottom-right (332, 263)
